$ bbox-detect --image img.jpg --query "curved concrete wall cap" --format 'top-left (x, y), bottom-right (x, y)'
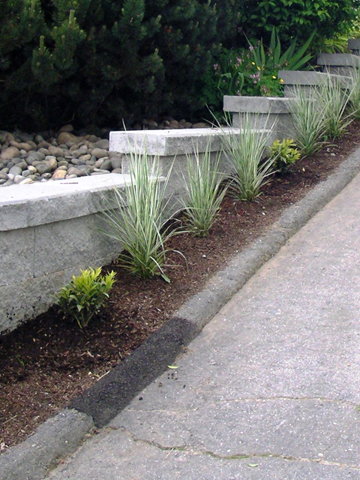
top-left (0, 174), bottom-right (131, 231)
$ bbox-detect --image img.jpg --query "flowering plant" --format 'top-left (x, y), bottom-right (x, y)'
top-left (214, 47), bottom-right (285, 98)
top-left (202, 29), bottom-right (313, 110)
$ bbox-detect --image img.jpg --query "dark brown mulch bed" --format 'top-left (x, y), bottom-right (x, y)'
top-left (1, 121), bottom-right (360, 451)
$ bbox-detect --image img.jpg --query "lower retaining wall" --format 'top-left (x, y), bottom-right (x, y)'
top-left (0, 175), bottom-right (129, 333)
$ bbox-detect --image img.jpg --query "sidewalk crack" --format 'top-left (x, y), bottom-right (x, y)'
top-left (115, 427), bottom-right (360, 471)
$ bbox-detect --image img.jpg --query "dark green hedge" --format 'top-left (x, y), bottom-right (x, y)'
top-left (0, 0), bottom-right (358, 130)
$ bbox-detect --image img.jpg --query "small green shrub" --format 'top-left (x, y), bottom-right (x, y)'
top-left (220, 114), bottom-right (276, 202)
top-left (57, 267), bottom-right (116, 329)
top-left (181, 144), bottom-right (228, 237)
top-left (270, 139), bottom-right (301, 174)
top-left (243, 0), bottom-right (360, 49)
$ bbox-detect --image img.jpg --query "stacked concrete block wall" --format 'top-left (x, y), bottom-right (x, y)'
top-left (5, 44), bottom-right (358, 334)
top-left (278, 70), bottom-right (352, 97)
top-left (317, 53), bottom-right (360, 76)
top-left (109, 127), bottom-right (275, 214)
top-left (348, 39), bottom-right (360, 56)
top-left (223, 96), bottom-right (295, 140)
top-left (0, 175), bottom-right (130, 333)
top-left (2, 127), bottom-right (275, 333)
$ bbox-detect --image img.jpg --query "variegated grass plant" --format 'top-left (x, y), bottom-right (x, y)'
top-left (220, 113), bottom-right (276, 201)
top-left (288, 87), bottom-right (327, 157)
top-left (348, 67), bottom-right (360, 120)
top-left (317, 75), bottom-right (354, 140)
top-left (100, 151), bottom-right (181, 283)
top-left (181, 143), bottom-right (228, 237)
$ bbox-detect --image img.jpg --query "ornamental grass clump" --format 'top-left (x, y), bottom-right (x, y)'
top-left (317, 76), bottom-right (354, 140)
top-left (348, 67), bottom-right (360, 119)
top-left (288, 87), bottom-right (327, 157)
top-left (181, 143), bottom-right (228, 237)
top-left (57, 267), bottom-right (116, 329)
top-left (220, 114), bottom-right (276, 201)
top-left (101, 151), bottom-right (180, 283)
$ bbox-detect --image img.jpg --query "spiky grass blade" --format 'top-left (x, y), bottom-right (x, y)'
top-left (181, 143), bottom-right (228, 237)
top-left (288, 87), bottom-right (327, 157)
top-left (100, 150), bottom-right (180, 281)
top-left (220, 113), bottom-right (276, 202)
top-left (348, 67), bottom-right (360, 120)
top-left (317, 76), bottom-right (354, 140)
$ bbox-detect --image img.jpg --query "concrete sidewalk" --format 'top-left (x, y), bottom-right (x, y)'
top-left (42, 165), bottom-right (360, 478)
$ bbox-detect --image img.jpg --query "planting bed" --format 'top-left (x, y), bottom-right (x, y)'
top-left (1, 120), bottom-right (360, 451)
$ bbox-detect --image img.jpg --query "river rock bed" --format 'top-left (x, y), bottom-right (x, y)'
top-left (0, 119), bottom-right (210, 186)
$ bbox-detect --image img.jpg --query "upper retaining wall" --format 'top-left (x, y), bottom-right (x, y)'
top-left (317, 53), bottom-right (360, 76)
top-left (223, 96), bottom-right (295, 139)
top-left (110, 127), bottom-right (275, 213)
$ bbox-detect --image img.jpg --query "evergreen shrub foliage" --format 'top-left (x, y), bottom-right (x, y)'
top-left (241, 0), bottom-right (360, 49)
top-left (0, 0), bottom-right (239, 130)
top-left (57, 267), bottom-right (116, 329)
top-left (0, 0), bottom-right (359, 130)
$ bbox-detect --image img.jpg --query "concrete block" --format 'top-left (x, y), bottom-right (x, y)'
top-left (279, 70), bottom-right (352, 97)
top-left (0, 228), bottom-right (35, 287)
top-left (223, 95), bottom-right (293, 114)
top-left (317, 53), bottom-right (360, 76)
top-left (223, 96), bottom-right (295, 139)
top-left (0, 175), bottom-right (131, 333)
top-left (0, 174), bottom-right (132, 230)
top-left (0, 271), bottom-right (66, 333)
top-left (348, 38), bottom-right (360, 56)
top-left (32, 214), bottom-right (122, 278)
top-left (110, 127), bottom-right (245, 156)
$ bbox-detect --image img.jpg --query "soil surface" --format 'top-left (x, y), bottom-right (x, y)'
top-left (2, 122), bottom-right (360, 451)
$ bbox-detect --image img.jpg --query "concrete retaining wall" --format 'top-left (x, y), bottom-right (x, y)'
top-left (223, 96), bottom-right (295, 139)
top-left (110, 127), bottom-right (275, 212)
top-left (278, 70), bottom-right (353, 98)
top-left (2, 127), bottom-right (275, 334)
top-left (0, 175), bottom-right (130, 333)
top-left (317, 53), bottom-right (360, 76)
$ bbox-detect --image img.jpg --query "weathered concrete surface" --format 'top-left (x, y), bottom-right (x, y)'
top-left (317, 53), bottom-right (360, 76)
top-left (0, 174), bottom-right (131, 333)
top-left (348, 38), bottom-right (360, 56)
top-left (223, 96), bottom-right (295, 139)
top-left (45, 155), bottom-right (360, 478)
top-left (109, 127), bottom-right (274, 156)
top-left (0, 410), bottom-right (94, 480)
top-left (223, 95), bottom-right (293, 114)
top-left (279, 70), bottom-right (353, 97)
